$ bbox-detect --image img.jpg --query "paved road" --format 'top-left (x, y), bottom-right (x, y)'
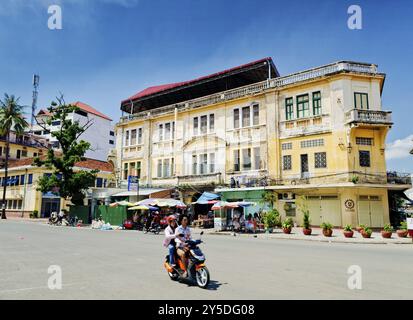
top-left (0, 220), bottom-right (412, 299)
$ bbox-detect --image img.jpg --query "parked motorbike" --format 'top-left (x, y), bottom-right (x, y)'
top-left (163, 231), bottom-right (210, 288)
top-left (65, 215), bottom-right (78, 227)
top-left (48, 212), bottom-right (59, 225)
top-left (144, 222), bottom-right (161, 234)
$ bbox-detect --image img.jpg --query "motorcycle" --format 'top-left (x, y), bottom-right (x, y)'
top-left (144, 222), bottom-right (161, 234)
top-left (163, 231), bottom-right (210, 289)
top-left (48, 212), bottom-right (59, 225)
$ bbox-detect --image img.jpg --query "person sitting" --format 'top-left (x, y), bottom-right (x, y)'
top-left (175, 216), bottom-right (192, 278)
top-left (245, 214), bottom-right (254, 233)
top-left (232, 217), bottom-right (241, 232)
top-left (163, 215), bottom-right (178, 267)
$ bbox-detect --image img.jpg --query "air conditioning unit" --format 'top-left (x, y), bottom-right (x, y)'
top-left (282, 192), bottom-right (295, 200)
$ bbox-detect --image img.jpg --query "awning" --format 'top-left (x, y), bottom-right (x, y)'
top-left (137, 198), bottom-right (187, 208)
top-left (195, 192), bottom-right (220, 204)
top-left (111, 188), bottom-right (168, 197)
top-left (211, 201), bottom-right (255, 210)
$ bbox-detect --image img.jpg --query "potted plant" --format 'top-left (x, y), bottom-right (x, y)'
top-left (361, 227), bottom-right (372, 238)
top-left (356, 224), bottom-right (366, 233)
top-left (282, 217), bottom-right (293, 234)
top-left (302, 210), bottom-right (312, 235)
top-left (381, 224), bottom-right (393, 239)
top-left (396, 221), bottom-right (408, 238)
top-left (263, 209), bottom-right (280, 233)
top-left (321, 222), bottom-right (333, 237)
top-left (343, 224), bottom-right (354, 238)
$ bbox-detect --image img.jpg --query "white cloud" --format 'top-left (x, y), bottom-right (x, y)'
top-left (386, 134), bottom-right (413, 160)
top-left (0, 0), bottom-right (140, 15)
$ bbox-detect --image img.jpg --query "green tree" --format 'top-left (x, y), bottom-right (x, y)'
top-left (34, 97), bottom-right (98, 206)
top-left (0, 94), bottom-right (28, 219)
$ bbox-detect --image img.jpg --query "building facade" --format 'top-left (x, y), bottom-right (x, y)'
top-left (0, 131), bottom-right (50, 168)
top-left (0, 157), bottom-right (115, 218)
top-left (31, 101), bottom-right (115, 161)
top-left (115, 58), bottom-right (411, 227)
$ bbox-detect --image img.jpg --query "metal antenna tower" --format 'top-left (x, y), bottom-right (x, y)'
top-left (31, 74), bottom-right (40, 131)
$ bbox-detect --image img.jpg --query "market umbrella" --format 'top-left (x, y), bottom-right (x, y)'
top-left (128, 205), bottom-right (150, 210)
top-left (116, 200), bottom-right (134, 206)
top-left (237, 201), bottom-right (255, 207)
top-left (137, 198), bottom-right (157, 206)
top-left (174, 200), bottom-right (187, 208)
top-left (211, 201), bottom-right (230, 210)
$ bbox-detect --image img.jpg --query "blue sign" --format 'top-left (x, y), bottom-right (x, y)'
top-left (127, 176), bottom-right (139, 191)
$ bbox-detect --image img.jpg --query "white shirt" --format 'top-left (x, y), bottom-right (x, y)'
top-left (175, 225), bottom-right (191, 248)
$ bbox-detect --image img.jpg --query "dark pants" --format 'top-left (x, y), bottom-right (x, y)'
top-left (168, 244), bottom-right (175, 265)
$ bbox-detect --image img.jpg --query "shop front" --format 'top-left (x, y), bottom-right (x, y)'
top-left (40, 192), bottom-right (61, 218)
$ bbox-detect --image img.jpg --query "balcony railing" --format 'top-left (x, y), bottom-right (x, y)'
top-left (345, 109), bottom-right (392, 125)
top-left (177, 172), bottom-right (222, 185)
top-left (387, 172), bottom-right (412, 185)
top-left (120, 61), bottom-right (380, 123)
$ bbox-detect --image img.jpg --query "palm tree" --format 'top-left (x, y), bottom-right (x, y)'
top-left (0, 94), bottom-right (28, 219)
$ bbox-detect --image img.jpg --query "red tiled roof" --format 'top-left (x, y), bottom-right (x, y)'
top-left (122, 57), bottom-right (273, 104)
top-left (73, 158), bottom-right (114, 172)
top-left (36, 109), bottom-right (52, 116)
top-left (72, 101), bottom-right (112, 121)
top-left (36, 102), bottom-right (112, 121)
top-left (8, 156), bottom-right (113, 172)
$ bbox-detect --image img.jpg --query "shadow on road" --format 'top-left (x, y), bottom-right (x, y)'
top-left (180, 279), bottom-right (226, 291)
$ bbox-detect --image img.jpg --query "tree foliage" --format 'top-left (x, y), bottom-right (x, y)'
top-left (34, 97), bottom-right (98, 206)
top-left (0, 94), bottom-right (28, 219)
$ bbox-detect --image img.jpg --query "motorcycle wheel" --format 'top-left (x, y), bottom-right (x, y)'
top-left (195, 267), bottom-right (210, 289)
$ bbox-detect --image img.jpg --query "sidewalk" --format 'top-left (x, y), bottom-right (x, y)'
top-left (6, 217), bottom-right (49, 224)
top-left (7, 217), bottom-right (412, 245)
top-left (199, 227), bottom-right (413, 245)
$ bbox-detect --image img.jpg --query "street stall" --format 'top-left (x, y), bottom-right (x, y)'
top-left (191, 192), bottom-right (220, 228)
top-left (211, 200), bottom-right (259, 232)
top-left (136, 198), bottom-right (188, 225)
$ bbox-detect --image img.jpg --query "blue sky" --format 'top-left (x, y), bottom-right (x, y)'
top-left (0, 0), bottom-right (412, 171)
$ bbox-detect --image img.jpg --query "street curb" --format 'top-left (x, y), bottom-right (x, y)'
top-left (207, 231), bottom-right (413, 245)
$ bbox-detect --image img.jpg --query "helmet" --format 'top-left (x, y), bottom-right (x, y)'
top-left (167, 215), bottom-right (177, 223)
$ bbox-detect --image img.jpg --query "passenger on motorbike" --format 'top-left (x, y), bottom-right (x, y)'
top-left (175, 216), bottom-right (192, 277)
top-left (163, 215), bottom-right (178, 267)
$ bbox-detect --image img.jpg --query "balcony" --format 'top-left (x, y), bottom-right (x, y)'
top-left (279, 115), bottom-right (331, 138)
top-left (345, 109), bottom-right (392, 126)
top-left (387, 172), bottom-right (412, 185)
top-left (177, 172), bottom-right (222, 186)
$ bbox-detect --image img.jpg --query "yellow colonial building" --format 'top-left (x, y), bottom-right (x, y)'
top-left (0, 131), bottom-right (50, 167)
top-left (0, 157), bottom-right (115, 218)
top-left (115, 58), bottom-right (411, 228)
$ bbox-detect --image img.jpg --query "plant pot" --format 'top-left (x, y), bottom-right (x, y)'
top-left (302, 228), bottom-right (312, 236)
top-left (381, 231), bottom-right (392, 239)
top-left (322, 229), bottom-right (333, 237)
top-left (283, 227), bottom-right (292, 234)
top-left (343, 230), bottom-right (354, 238)
top-left (397, 230), bottom-right (408, 238)
top-left (361, 231), bottom-right (371, 238)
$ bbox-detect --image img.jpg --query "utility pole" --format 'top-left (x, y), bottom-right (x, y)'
top-left (30, 74), bottom-right (40, 132)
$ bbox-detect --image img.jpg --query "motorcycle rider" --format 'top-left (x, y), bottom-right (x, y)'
top-left (175, 215), bottom-right (192, 278)
top-left (163, 215), bottom-right (178, 267)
